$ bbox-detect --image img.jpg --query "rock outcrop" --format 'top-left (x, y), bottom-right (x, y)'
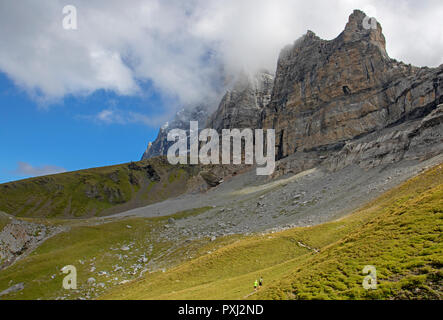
top-left (0, 218), bottom-right (65, 270)
top-left (142, 71), bottom-right (274, 160)
top-left (326, 104), bottom-right (443, 171)
top-left (206, 71), bottom-right (274, 132)
top-left (141, 105), bottom-right (210, 159)
top-left (142, 9), bottom-right (442, 177)
top-left (261, 10), bottom-right (443, 164)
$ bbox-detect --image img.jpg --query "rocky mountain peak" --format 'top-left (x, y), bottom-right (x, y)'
top-left (141, 70), bottom-right (275, 160)
top-left (141, 104), bottom-right (211, 160)
top-left (262, 9), bottom-right (442, 166)
top-left (341, 9), bottom-right (387, 55)
top-left (304, 30), bottom-right (319, 41)
top-left (345, 9), bottom-right (370, 31)
top-left (206, 70), bottom-right (274, 132)
top-left (142, 9), bottom-right (442, 173)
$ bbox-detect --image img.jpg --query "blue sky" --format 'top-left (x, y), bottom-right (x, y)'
top-left (0, 71), bottom-right (160, 183)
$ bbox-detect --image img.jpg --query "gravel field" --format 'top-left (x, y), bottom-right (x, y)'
top-left (112, 154), bottom-right (443, 242)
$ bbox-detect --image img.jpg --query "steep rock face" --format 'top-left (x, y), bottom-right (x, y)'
top-left (206, 71), bottom-right (274, 131)
top-left (143, 9), bottom-right (442, 177)
top-left (262, 10), bottom-right (443, 161)
top-left (141, 105), bottom-right (209, 159)
top-left (0, 218), bottom-right (65, 269)
top-left (326, 104), bottom-right (443, 171)
top-left (142, 71), bottom-right (274, 160)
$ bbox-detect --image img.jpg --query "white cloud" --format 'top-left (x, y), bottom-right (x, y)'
top-left (96, 109), bottom-right (121, 124)
top-left (89, 108), bottom-right (170, 127)
top-left (14, 161), bottom-right (67, 177)
top-left (0, 0), bottom-right (442, 108)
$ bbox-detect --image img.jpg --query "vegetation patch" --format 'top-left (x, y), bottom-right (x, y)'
top-left (1, 164), bottom-right (441, 300)
top-left (101, 164), bottom-right (443, 300)
top-left (0, 207), bottom-right (215, 300)
top-left (0, 157), bottom-right (203, 219)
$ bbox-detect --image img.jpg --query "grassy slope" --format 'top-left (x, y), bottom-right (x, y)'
top-left (0, 207), bottom-right (214, 300)
top-left (256, 165), bottom-right (443, 300)
top-left (101, 163), bottom-right (442, 300)
top-left (0, 157), bottom-right (201, 219)
top-left (1, 164), bottom-right (441, 300)
top-left (0, 211), bottom-right (10, 232)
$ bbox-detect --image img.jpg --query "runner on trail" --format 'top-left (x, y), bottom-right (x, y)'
top-left (259, 277), bottom-right (263, 288)
top-left (254, 279), bottom-right (258, 291)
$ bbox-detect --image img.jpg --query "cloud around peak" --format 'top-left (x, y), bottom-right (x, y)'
top-left (0, 0), bottom-right (442, 108)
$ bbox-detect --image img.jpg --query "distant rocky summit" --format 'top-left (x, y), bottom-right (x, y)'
top-left (142, 10), bottom-right (442, 175)
top-left (141, 71), bottom-right (274, 160)
top-left (141, 105), bottom-right (210, 160)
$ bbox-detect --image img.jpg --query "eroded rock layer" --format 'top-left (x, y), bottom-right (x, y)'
top-left (261, 10), bottom-right (442, 164)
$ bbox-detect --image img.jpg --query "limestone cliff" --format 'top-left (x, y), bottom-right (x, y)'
top-left (142, 10), bottom-right (442, 176)
top-left (261, 10), bottom-right (442, 162)
top-left (206, 71), bottom-right (274, 132)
